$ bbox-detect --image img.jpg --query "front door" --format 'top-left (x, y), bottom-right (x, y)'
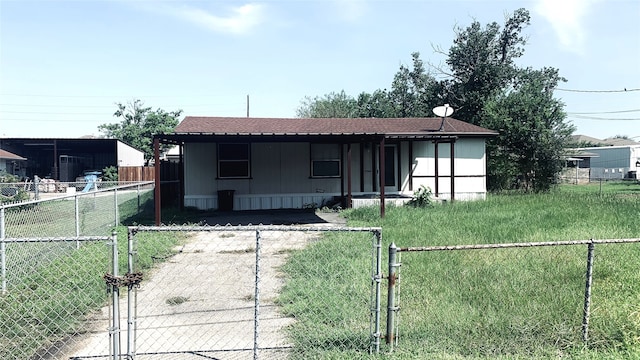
top-left (377, 145), bottom-right (397, 192)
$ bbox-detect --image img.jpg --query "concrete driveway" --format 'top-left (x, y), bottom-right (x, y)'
top-left (57, 210), bottom-right (347, 359)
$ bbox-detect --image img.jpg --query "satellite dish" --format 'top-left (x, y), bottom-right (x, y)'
top-left (433, 104), bottom-right (454, 117)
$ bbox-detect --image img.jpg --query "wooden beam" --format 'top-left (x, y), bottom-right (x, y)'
top-left (450, 141), bottom-right (455, 202)
top-left (347, 143), bottom-right (352, 208)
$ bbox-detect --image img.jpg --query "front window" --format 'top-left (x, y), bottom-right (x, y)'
top-left (310, 143), bottom-right (340, 178)
top-left (218, 143), bottom-right (250, 178)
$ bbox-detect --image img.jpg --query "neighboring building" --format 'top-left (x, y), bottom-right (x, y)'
top-left (154, 116), bottom-right (497, 212)
top-left (0, 138), bottom-right (144, 181)
top-left (573, 145), bottom-right (640, 180)
top-left (0, 149), bottom-right (27, 178)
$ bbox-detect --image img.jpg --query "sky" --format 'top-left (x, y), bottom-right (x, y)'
top-left (0, 0), bottom-right (639, 139)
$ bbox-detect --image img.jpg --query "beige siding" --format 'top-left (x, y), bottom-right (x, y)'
top-left (183, 138), bottom-right (488, 210)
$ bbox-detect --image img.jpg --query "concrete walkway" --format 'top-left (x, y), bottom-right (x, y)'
top-left (57, 211), bottom-right (347, 359)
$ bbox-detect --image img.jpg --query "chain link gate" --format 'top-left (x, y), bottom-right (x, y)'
top-left (108, 225), bottom-right (382, 359)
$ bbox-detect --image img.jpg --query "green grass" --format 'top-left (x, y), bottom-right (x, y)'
top-left (278, 184), bottom-right (640, 359)
top-left (0, 189), bottom-right (186, 359)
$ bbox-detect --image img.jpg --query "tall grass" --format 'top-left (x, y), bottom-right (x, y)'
top-left (279, 187), bottom-right (640, 359)
top-left (0, 191), bottom-right (185, 359)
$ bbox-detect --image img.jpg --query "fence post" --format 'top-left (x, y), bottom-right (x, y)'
top-left (75, 195), bottom-right (80, 248)
top-left (109, 230), bottom-right (121, 360)
top-left (582, 240), bottom-right (595, 344)
top-left (1, 207), bottom-right (6, 295)
top-left (136, 184), bottom-right (141, 214)
top-left (254, 230), bottom-right (262, 360)
top-left (114, 188), bottom-right (119, 227)
top-left (34, 175), bottom-right (39, 200)
top-left (386, 243), bottom-right (399, 350)
top-left (127, 227), bottom-right (137, 359)
top-left (371, 230), bottom-right (383, 354)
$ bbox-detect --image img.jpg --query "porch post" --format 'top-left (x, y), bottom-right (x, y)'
top-left (450, 141), bottom-right (455, 201)
top-left (347, 143), bottom-right (353, 208)
top-left (379, 137), bottom-right (385, 218)
top-left (359, 142), bottom-right (365, 192)
top-left (396, 142), bottom-right (401, 192)
top-left (154, 138), bottom-right (161, 225)
top-left (408, 140), bottom-right (413, 192)
top-left (340, 143), bottom-right (345, 204)
top-left (434, 140), bottom-right (439, 197)
top-left (179, 143), bottom-right (185, 211)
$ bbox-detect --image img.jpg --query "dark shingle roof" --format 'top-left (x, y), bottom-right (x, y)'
top-left (174, 116), bottom-right (497, 137)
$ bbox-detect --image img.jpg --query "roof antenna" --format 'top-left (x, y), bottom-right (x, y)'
top-left (433, 104), bottom-right (454, 131)
top-left (246, 94), bottom-right (250, 117)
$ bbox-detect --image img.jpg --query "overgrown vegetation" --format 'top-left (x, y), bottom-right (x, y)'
top-left (0, 189), bottom-right (184, 359)
top-left (279, 184), bottom-right (640, 359)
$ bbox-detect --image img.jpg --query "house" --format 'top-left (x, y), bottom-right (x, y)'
top-left (0, 149), bottom-right (27, 178)
top-left (153, 116), bottom-right (497, 220)
top-left (0, 138), bottom-right (145, 181)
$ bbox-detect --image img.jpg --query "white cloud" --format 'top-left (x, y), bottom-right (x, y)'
top-left (174, 3), bottom-right (265, 35)
top-left (332, 0), bottom-right (367, 22)
top-left (534, 0), bottom-right (597, 54)
top-left (129, 1), bottom-right (266, 35)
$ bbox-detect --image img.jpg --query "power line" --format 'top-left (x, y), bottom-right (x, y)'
top-left (568, 115), bottom-right (640, 121)
top-left (557, 88), bottom-right (640, 93)
top-left (567, 109), bottom-right (640, 115)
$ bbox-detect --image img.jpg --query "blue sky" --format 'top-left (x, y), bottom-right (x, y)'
top-left (1, 0), bottom-right (639, 139)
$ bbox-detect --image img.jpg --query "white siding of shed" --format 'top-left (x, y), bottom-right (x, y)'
top-left (116, 141), bottom-right (145, 166)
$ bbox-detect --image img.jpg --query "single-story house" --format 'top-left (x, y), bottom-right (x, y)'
top-left (0, 149), bottom-right (28, 178)
top-left (0, 138), bottom-right (145, 181)
top-left (153, 116), bottom-right (497, 220)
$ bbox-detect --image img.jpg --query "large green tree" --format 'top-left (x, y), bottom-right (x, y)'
top-left (99, 100), bottom-right (182, 164)
top-left (481, 67), bottom-right (574, 191)
top-left (296, 90), bottom-right (357, 118)
top-left (297, 8), bottom-right (574, 192)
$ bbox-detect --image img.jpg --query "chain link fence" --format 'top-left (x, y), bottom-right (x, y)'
top-left (74, 225), bottom-right (383, 360)
top-left (0, 183), bottom-right (154, 359)
top-left (385, 238), bottom-right (640, 357)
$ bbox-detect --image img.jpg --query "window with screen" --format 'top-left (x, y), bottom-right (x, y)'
top-left (218, 143), bottom-right (250, 178)
top-left (310, 143), bottom-right (340, 178)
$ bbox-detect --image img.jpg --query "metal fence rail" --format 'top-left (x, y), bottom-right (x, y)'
top-left (0, 183), bottom-right (154, 360)
top-left (0, 235), bottom-right (113, 359)
top-left (386, 238), bottom-right (640, 354)
top-left (92, 225), bottom-right (383, 360)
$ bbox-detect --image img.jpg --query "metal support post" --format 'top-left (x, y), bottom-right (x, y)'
top-left (371, 230), bottom-right (383, 354)
top-left (127, 228), bottom-right (136, 359)
top-left (582, 241), bottom-right (595, 344)
top-left (136, 184), bottom-right (141, 214)
top-left (110, 230), bottom-right (120, 360)
top-left (114, 188), bottom-right (119, 227)
top-left (1, 208), bottom-right (6, 295)
top-left (386, 243), bottom-right (399, 350)
top-left (253, 230), bottom-right (262, 360)
top-left (75, 195), bottom-right (80, 248)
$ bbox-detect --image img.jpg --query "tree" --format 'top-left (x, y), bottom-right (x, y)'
top-left (296, 90), bottom-right (357, 118)
top-left (439, 8), bottom-right (530, 126)
top-left (481, 67), bottom-right (574, 191)
top-left (389, 52), bottom-right (439, 117)
top-left (297, 8), bottom-right (575, 192)
top-left (99, 100), bottom-right (182, 164)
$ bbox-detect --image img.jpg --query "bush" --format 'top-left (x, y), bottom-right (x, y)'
top-left (406, 185), bottom-right (432, 208)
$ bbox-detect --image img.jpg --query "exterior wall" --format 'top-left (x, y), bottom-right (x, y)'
top-left (579, 146), bottom-right (640, 180)
top-left (116, 141), bottom-right (145, 166)
top-left (183, 138), bottom-right (488, 210)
